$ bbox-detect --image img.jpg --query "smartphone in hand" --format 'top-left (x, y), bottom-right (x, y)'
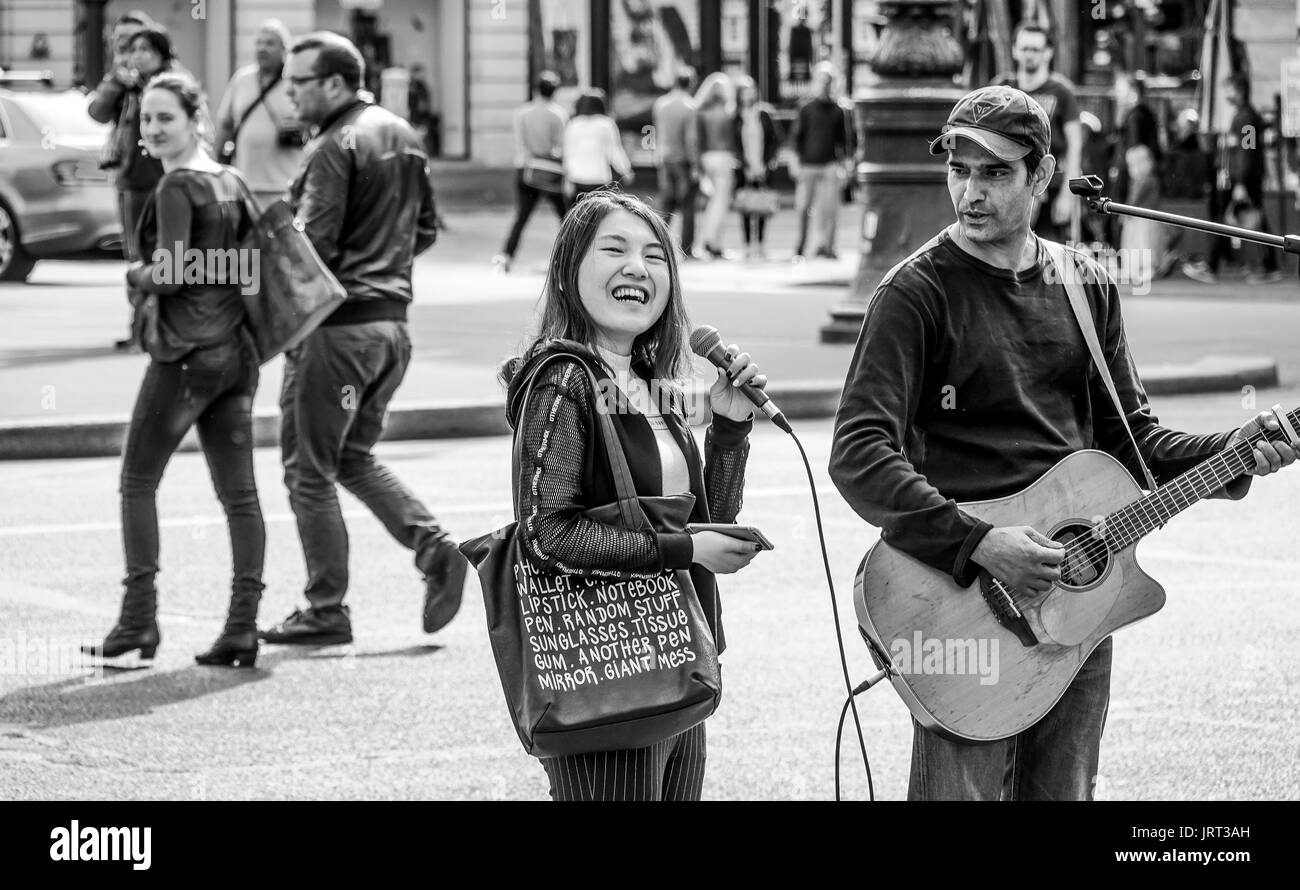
top-left (687, 523), bottom-right (775, 551)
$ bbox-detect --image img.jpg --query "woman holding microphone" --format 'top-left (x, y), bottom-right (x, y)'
top-left (498, 189), bottom-right (766, 800)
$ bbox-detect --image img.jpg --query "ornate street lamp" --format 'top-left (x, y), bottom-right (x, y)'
top-left (820, 0), bottom-right (966, 343)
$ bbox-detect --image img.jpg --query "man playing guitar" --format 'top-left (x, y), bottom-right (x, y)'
top-left (828, 86), bottom-right (1296, 800)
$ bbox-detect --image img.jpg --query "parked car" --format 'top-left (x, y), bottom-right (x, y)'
top-left (0, 87), bottom-right (122, 281)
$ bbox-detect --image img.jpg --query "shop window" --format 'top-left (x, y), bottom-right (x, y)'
top-left (609, 0), bottom-right (702, 159)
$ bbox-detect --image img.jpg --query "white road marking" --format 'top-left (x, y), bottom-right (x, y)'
top-left (0, 484), bottom-right (849, 537)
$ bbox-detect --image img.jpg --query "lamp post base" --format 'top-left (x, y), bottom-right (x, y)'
top-left (819, 86), bottom-right (962, 344)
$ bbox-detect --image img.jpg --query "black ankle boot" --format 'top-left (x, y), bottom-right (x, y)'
top-left (82, 590), bottom-right (159, 661)
top-left (195, 589), bottom-right (261, 668)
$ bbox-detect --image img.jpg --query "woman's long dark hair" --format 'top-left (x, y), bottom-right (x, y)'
top-left (503, 189), bottom-right (693, 390)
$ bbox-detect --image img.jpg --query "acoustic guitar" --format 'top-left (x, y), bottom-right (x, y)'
top-left (853, 406), bottom-right (1299, 742)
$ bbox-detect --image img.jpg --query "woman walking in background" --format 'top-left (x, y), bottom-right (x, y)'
top-left (732, 75), bottom-right (781, 261)
top-left (694, 73), bottom-right (737, 259)
top-left (82, 72), bottom-right (265, 669)
top-left (562, 89), bottom-right (633, 201)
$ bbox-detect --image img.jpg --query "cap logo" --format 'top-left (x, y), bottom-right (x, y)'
top-left (969, 90), bottom-right (1016, 123)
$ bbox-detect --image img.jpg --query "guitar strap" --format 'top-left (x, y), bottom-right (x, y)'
top-left (1042, 238), bottom-right (1158, 491)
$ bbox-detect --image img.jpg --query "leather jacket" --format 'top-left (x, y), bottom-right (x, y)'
top-left (288, 97), bottom-right (438, 316)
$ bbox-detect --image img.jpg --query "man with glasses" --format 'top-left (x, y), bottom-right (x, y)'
top-left (991, 23), bottom-right (1081, 242)
top-left (260, 32), bottom-right (467, 647)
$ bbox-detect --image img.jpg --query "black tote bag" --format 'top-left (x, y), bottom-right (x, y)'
top-left (459, 355), bottom-right (721, 758)
top-left (226, 171), bottom-right (346, 363)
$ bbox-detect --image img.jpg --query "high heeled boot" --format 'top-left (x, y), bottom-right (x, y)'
top-left (195, 589), bottom-right (261, 667)
top-left (82, 588), bottom-right (160, 662)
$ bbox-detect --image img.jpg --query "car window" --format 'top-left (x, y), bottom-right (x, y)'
top-left (0, 99), bottom-right (8, 139)
top-left (0, 95), bottom-right (42, 141)
top-left (7, 91), bottom-right (108, 141)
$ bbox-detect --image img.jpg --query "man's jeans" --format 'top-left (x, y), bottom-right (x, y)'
top-left (908, 637), bottom-right (1112, 800)
top-left (793, 164), bottom-right (840, 255)
top-left (121, 332), bottom-right (264, 599)
top-left (280, 320), bottom-right (447, 609)
top-left (657, 161), bottom-right (697, 254)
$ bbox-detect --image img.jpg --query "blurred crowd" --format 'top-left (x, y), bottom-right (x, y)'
top-left (996, 23), bottom-right (1284, 285)
top-left (495, 60), bottom-right (857, 271)
top-left (86, 10), bottom-right (1292, 296)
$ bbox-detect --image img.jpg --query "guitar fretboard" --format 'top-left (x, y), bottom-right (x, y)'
top-left (1099, 405), bottom-right (1299, 550)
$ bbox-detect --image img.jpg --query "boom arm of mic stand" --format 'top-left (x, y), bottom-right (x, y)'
top-left (1071, 177), bottom-right (1300, 255)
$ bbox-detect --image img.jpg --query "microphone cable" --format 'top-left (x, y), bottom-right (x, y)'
top-left (785, 428), bottom-right (876, 800)
top-left (835, 677), bottom-right (884, 801)
top-left (690, 326), bottom-right (880, 799)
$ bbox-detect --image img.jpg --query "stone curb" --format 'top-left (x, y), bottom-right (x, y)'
top-left (0, 359), bottom-right (1280, 461)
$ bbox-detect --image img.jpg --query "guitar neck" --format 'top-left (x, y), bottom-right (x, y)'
top-left (1102, 406), bottom-right (1299, 550)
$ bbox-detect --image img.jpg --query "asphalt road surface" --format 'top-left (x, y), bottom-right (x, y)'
top-left (2, 402), bottom-right (1297, 800)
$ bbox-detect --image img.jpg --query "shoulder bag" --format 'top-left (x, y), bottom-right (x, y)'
top-left (522, 157), bottom-right (566, 194)
top-left (226, 170), bottom-right (347, 363)
top-left (458, 355), bottom-right (722, 758)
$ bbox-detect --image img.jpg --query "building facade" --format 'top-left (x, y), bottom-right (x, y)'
top-left (2, 0), bottom-right (1297, 171)
top-left (0, 0), bottom-right (522, 165)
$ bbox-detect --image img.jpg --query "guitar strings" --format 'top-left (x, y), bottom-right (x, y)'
top-left (1058, 436), bottom-right (1256, 567)
top-left (1058, 465), bottom-right (1241, 574)
top-left (1018, 427), bottom-right (1276, 589)
top-left (1065, 453), bottom-right (1242, 562)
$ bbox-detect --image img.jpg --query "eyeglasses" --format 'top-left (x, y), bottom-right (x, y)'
top-left (287, 73), bottom-right (330, 86)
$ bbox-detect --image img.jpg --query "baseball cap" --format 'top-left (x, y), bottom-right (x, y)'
top-left (928, 86), bottom-right (1051, 162)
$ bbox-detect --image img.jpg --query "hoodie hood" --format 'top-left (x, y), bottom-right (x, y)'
top-left (504, 339), bottom-right (604, 431)
top-left (504, 338), bottom-right (669, 430)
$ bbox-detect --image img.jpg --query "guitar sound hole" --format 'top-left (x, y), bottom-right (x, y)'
top-left (1053, 523), bottom-right (1110, 588)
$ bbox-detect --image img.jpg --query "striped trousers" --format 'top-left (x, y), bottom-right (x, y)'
top-left (540, 723), bottom-right (707, 801)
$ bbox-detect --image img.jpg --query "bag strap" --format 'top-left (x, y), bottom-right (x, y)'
top-left (229, 72), bottom-right (282, 150)
top-left (221, 167), bottom-right (262, 240)
top-left (511, 353), bottom-right (641, 529)
top-left (1042, 239), bottom-right (1157, 491)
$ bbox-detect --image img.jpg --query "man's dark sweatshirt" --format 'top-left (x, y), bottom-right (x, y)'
top-left (829, 231), bottom-right (1248, 588)
top-left (792, 96), bottom-right (847, 165)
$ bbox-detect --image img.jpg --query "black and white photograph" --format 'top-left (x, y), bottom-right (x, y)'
top-left (0, 0), bottom-right (1297, 860)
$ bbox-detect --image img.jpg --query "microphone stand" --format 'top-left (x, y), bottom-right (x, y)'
top-left (1069, 175), bottom-right (1300, 257)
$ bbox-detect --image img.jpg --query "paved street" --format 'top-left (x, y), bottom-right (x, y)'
top-left (2, 203), bottom-right (1299, 426)
top-left (1, 403), bottom-right (1298, 800)
top-left (2, 202), bottom-right (1299, 800)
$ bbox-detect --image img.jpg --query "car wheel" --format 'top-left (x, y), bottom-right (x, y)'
top-left (0, 200), bottom-right (37, 282)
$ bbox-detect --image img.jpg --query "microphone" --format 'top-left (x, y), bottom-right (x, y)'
top-left (689, 325), bottom-right (792, 434)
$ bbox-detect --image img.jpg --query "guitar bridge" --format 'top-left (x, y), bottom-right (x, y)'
top-left (979, 573), bottom-right (1039, 648)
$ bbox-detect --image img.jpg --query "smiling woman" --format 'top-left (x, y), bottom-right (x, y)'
top-left (487, 189), bottom-right (771, 800)
top-left (82, 71), bottom-right (266, 673)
